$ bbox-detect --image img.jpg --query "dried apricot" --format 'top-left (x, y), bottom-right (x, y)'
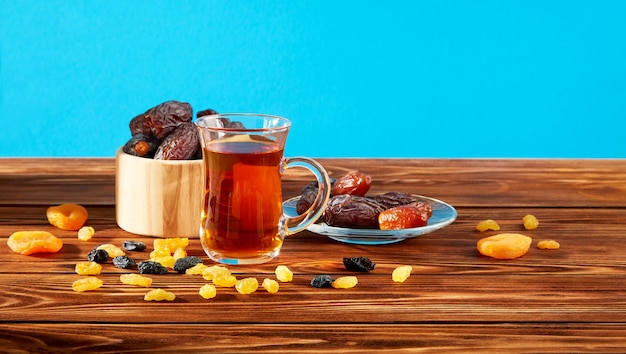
top-left (476, 219), bottom-right (500, 232)
top-left (523, 214), bottom-right (539, 230)
top-left (477, 233), bottom-right (532, 259)
top-left (46, 203), bottom-right (88, 231)
top-left (537, 240), bottom-right (560, 250)
top-left (7, 231), bottom-right (63, 255)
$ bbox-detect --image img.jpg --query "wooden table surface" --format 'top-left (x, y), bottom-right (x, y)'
top-left (1, 158), bottom-right (626, 352)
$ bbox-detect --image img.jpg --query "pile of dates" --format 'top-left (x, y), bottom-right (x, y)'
top-left (296, 172), bottom-right (433, 230)
top-left (122, 100), bottom-right (218, 160)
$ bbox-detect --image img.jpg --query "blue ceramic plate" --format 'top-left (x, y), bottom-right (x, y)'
top-left (282, 194), bottom-right (457, 245)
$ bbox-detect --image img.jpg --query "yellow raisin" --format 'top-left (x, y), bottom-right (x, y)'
top-left (77, 226), bottom-right (95, 241)
top-left (537, 240), bottom-right (560, 250)
top-left (476, 219), bottom-right (500, 232)
top-left (75, 261), bottom-right (102, 275)
top-left (202, 265), bottom-right (231, 281)
top-left (392, 265), bottom-right (413, 283)
top-left (144, 288), bottom-right (176, 301)
top-left (151, 255), bottom-right (176, 269)
top-left (477, 233), bottom-right (532, 259)
top-left (213, 274), bottom-right (237, 287)
top-left (150, 247), bottom-right (171, 258)
top-left (275, 265), bottom-right (293, 282)
top-left (262, 278), bottom-right (279, 294)
top-left (173, 247), bottom-right (187, 259)
top-left (331, 276), bottom-right (358, 289)
top-left (235, 277), bottom-right (259, 295)
top-left (120, 273), bottom-right (153, 287)
top-left (199, 284), bottom-right (217, 299)
top-left (185, 263), bottom-right (208, 275)
top-left (72, 277), bottom-right (103, 292)
top-left (96, 243), bottom-right (125, 258)
top-left (523, 214), bottom-right (539, 230)
top-left (153, 237), bottom-right (189, 251)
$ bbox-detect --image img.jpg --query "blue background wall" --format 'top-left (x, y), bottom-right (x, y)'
top-left (1, 0), bottom-right (625, 158)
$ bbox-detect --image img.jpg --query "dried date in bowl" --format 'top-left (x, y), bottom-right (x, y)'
top-left (115, 148), bottom-right (203, 238)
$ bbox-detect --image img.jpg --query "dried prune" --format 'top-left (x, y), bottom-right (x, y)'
top-left (138, 261), bottom-right (168, 274)
top-left (310, 274), bottom-right (334, 288)
top-left (323, 194), bottom-right (385, 228)
top-left (87, 248), bottom-right (109, 263)
top-left (172, 256), bottom-right (203, 273)
top-left (154, 122), bottom-right (200, 160)
top-left (343, 256), bottom-right (376, 272)
top-left (129, 112), bottom-right (152, 136)
top-left (144, 100), bottom-right (192, 139)
top-left (378, 202), bottom-right (433, 230)
top-left (112, 255), bottom-right (137, 269)
top-left (122, 240), bottom-right (146, 252)
top-left (331, 172), bottom-right (371, 196)
top-left (122, 134), bottom-right (160, 158)
top-left (372, 192), bottom-right (416, 209)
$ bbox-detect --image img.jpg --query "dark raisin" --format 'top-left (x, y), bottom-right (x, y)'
top-left (122, 134), bottom-right (160, 158)
top-left (154, 122), bottom-right (200, 160)
top-left (172, 256), bottom-right (204, 273)
top-left (144, 100), bottom-right (193, 139)
top-left (331, 172), bottom-right (372, 196)
top-left (323, 194), bottom-right (385, 228)
top-left (87, 248), bottom-right (109, 263)
top-left (122, 240), bottom-right (147, 252)
top-left (112, 255), bottom-right (136, 269)
top-left (138, 261), bottom-right (168, 275)
top-left (343, 256), bottom-right (376, 272)
top-left (310, 274), bottom-right (334, 288)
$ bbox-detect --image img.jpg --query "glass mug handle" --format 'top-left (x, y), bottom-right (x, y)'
top-left (282, 157), bottom-right (331, 235)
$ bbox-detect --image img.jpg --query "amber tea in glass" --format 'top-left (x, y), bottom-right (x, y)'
top-left (196, 114), bottom-right (330, 264)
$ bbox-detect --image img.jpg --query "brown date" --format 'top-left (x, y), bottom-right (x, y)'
top-left (372, 192), bottom-right (417, 209)
top-left (122, 134), bottom-right (160, 158)
top-left (296, 179), bottom-right (337, 215)
top-left (129, 113), bottom-right (152, 136)
top-left (144, 100), bottom-right (192, 139)
top-left (331, 172), bottom-right (371, 196)
top-left (323, 194), bottom-right (385, 229)
top-left (154, 122), bottom-right (200, 160)
top-left (378, 202), bottom-right (433, 230)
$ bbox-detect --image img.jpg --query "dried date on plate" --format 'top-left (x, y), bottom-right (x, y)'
top-left (378, 202), bottom-right (433, 230)
top-left (144, 100), bottom-right (193, 139)
top-left (372, 192), bottom-right (417, 209)
top-left (331, 172), bottom-right (372, 196)
top-left (154, 122), bottom-right (200, 160)
top-left (323, 194), bottom-right (385, 228)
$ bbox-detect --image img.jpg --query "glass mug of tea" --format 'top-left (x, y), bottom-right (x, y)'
top-left (195, 113), bottom-right (331, 265)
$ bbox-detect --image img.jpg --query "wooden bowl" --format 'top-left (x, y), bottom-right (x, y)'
top-left (115, 148), bottom-right (204, 238)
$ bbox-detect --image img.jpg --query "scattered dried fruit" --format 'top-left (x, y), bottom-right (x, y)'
top-left (173, 256), bottom-right (203, 273)
top-left (331, 276), bottom-right (358, 289)
top-left (199, 284), bottom-right (217, 299)
top-left (7, 231), bottom-right (63, 255)
top-left (235, 277), bottom-right (259, 295)
top-left (262, 278), bottom-right (280, 294)
top-left (46, 203), bottom-right (89, 231)
top-left (477, 233), bottom-right (532, 259)
top-left (77, 226), bottom-right (95, 241)
top-left (112, 255), bottom-right (137, 269)
top-left (138, 261), bottom-right (168, 274)
top-left (275, 265), bottom-right (293, 282)
top-left (392, 265), bottom-right (413, 283)
top-left (120, 273), bottom-right (153, 287)
top-left (75, 261), bottom-right (102, 275)
top-left (185, 263), bottom-right (208, 275)
top-left (96, 244), bottom-right (125, 258)
top-left (72, 277), bottom-right (103, 292)
top-left (310, 275), bottom-right (334, 288)
top-left (213, 274), bottom-right (237, 287)
top-left (122, 240), bottom-right (146, 252)
top-left (154, 237), bottom-right (189, 251)
top-left (87, 248), bottom-right (109, 263)
top-left (476, 219), bottom-right (500, 232)
top-left (343, 256), bottom-right (376, 272)
top-left (202, 265), bottom-right (230, 281)
top-left (144, 288), bottom-right (176, 301)
top-left (523, 214), bottom-right (539, 230)
top-left (537, 240), bottom-right (560, 250)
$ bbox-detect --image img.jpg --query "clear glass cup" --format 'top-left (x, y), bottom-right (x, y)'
top-left (195, 113), bottom-right (331, 264)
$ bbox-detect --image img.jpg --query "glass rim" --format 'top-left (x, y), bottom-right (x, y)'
top-left (195, 113), bottom-right (291, 133)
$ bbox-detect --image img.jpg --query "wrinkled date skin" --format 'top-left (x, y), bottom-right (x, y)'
top-left (154, 122), bottom-right (200, 160)
top-left (331, 172), bottom-right (372, 196)
top-left (129, 113), bottom-right (152, 136)
top-left (122, 134), bottom-right (160, 158)
top-left (144, 100), bottom-right (193, 139)
top-left (296, 179), bottom-right (337, 215)
top-left (372, 192), bottom-right (417, 209)
top-left (323, 194), bottom-right (385, 228)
